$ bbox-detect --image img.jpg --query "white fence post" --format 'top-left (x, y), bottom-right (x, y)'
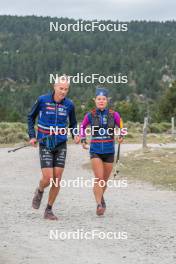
top-left (143, 117), bottom-right (148, 148)
top-left (171, 117), bottom-right (175, 138)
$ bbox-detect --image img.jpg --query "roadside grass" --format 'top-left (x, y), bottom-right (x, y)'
top-left (120, 147), bottom-right (176, 191)
top-left (0, 122), bottom-right (28, 144)
top-left (124, 133), bottom-right (176, 144)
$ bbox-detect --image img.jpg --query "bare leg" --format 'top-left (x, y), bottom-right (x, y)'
top-left (39, 168), bottom-right (53, 191)
top-left (102, 162), bottom-right (113, 195)
top-left (91, 158), bottom-right (104, 205)
top-left (32, 168), bottom-right (53, 209)
top-left (48, 167), bottom-right (64, 206)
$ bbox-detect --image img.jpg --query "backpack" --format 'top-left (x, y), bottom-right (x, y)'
top-left (90, 108), bottom-right (115, 138)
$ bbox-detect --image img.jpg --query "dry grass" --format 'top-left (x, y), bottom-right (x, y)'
top-left (121, 147), bottom-right (176, 190)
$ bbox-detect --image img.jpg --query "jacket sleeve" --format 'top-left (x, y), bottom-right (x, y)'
top-left (80, 113), bottom-right (90, 139)
top-left (114, 112), bottom-right (123, 128)
top-left (27, 98), bottom-right (41, 139)
top-left (68, 103), bottom-right (78, 138)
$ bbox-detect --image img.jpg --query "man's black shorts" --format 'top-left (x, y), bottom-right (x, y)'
top-left (39, 142), bottom-right (67, 168)
top-left (90, 153), bottom-right (114, 163)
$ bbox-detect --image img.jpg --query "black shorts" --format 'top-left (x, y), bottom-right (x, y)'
top-left (39, 142), bottom-right (67, 168)
top-left (90, 153), bottom-right (114, 163)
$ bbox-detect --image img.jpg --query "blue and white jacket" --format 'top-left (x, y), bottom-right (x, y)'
top-left (27, 92), bottom-right (77, 146)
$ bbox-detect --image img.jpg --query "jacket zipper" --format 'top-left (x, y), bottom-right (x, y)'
top-left (55, 102), bottom-right (58, 146)
top-left (100, 111), bottom-right (103, 153)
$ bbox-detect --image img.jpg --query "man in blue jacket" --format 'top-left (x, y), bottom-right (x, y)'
top-left (28, 75), bottom-right (80, 220)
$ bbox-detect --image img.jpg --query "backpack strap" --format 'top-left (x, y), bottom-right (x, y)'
top-left (108, 109), bottom-right (115, 116)
top-left (90, 108), bottom-right (97, 117)
top-left (90, 108), bottom-right (100, 128)
top-left (107, 109), bottom-right (115, 138)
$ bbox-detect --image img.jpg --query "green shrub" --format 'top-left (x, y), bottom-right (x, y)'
top-left (0, 122), bottom-right (28, 144)
top-left (149, 122), bottom-right (171, 133)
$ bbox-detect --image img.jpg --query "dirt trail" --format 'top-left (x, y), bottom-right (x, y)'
top-left (0, 144), bottom-right (176, 264)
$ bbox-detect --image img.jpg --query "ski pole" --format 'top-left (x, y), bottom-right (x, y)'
top-left (8, 144), bottom-right (30, 153)
top-left (8, 135), bottom-right (52, 153)
top-left (114, 143), bottom-right (121, 178)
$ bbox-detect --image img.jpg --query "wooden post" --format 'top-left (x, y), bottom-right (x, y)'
top-left (143, 117), bottom-right (148, 148)
top-left (171, 117), bottom-right (175, 138)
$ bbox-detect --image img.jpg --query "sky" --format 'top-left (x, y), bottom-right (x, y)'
top-left (0, 0), bottom-right (175, 21)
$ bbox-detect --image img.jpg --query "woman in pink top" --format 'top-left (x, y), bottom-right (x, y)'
top-left (80, 87), bottom-right (124, 216)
